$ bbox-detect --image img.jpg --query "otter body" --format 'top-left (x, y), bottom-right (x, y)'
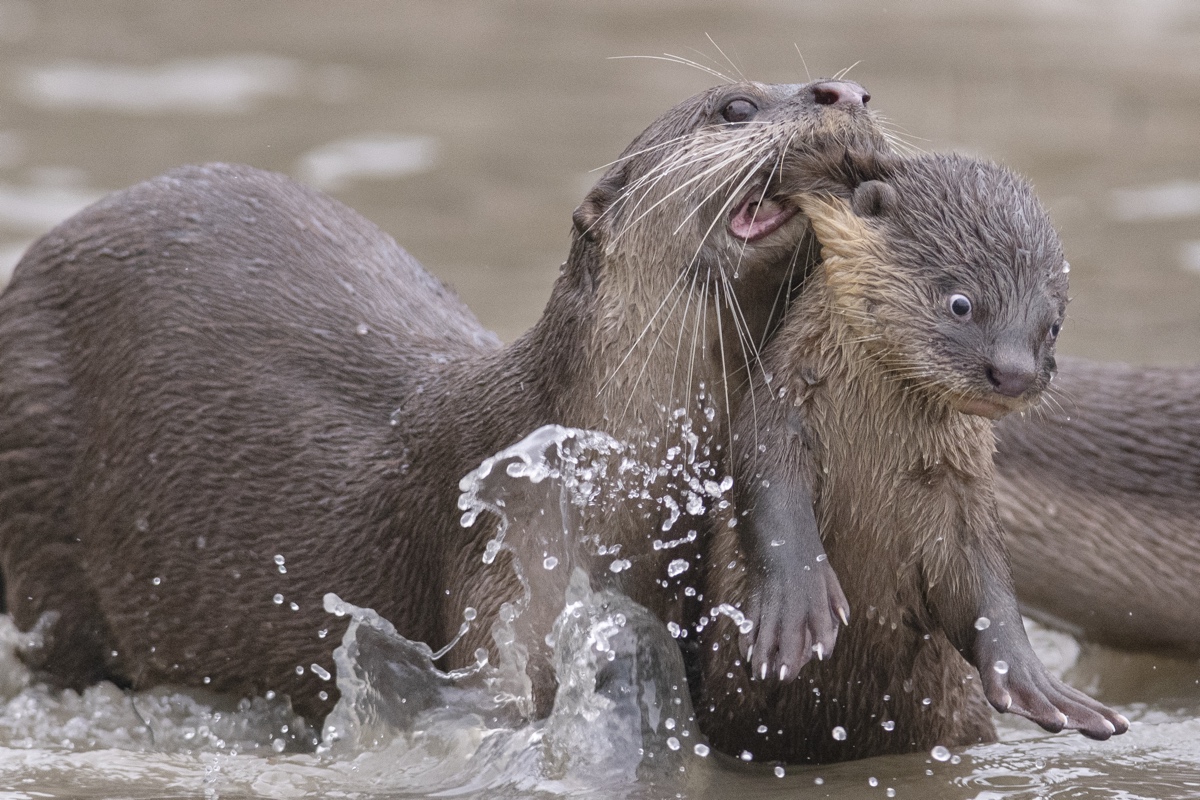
top-left (699, 154), bottom-right (1126, 763)
top-left (0, 80), bottom-right (886, 721)
top-left (996, 357), bottom-right (1200, 653)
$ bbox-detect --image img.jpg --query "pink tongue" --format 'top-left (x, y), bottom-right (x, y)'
top-left (729, 193), bottom-right (796, 241)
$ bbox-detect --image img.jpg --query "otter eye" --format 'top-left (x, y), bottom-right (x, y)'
top-left (1049, 320), bottom-right (1062, 339)
top-left (721, 98), bottom-right (758, 123)
top-left (948, 293), bottom-right (972, 319)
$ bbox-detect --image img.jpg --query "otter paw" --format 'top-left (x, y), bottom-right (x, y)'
top-left (740, 562), bottom-right (849, 683)
top-left (981, 658), bottom-right (1129, 740)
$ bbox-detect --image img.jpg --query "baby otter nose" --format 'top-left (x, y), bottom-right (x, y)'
top-left (811, 80), bottom-right (870, 108)
top-left (986, 361), bottom-right (1037, 398)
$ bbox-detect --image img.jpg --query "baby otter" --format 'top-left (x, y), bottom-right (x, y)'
top-left (698, 153), bottom-right (1129, 762)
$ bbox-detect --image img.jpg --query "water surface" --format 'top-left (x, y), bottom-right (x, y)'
top-left (0, 1), bottom-right (1197, 798)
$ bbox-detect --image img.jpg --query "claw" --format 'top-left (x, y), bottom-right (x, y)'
top-left (837, 607), bottom-right (850, 626)
top-left (779, 664), bottom-right (789, 681)
top-left (813, 642), bottom-right (825, 660)
top-left (760, 663), bottom-right (769, 681)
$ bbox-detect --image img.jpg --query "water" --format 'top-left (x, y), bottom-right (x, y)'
top-left (1, 0), bottom-right (1199, 797)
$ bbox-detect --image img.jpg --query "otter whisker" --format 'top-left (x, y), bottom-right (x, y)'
top-left (793, 43), bottom-right (813, 83)
top-left (833, 61), bottom-right (863, 80)
top-left (609, 54), bottom-right (734, 84)
top-left (597, 263), bottom-right (695, 398)
top-left (700, 35), bottom-right (746, 82)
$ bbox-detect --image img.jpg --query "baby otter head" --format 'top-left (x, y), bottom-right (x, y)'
top-left (800, 153), bottom-right (1069, 419)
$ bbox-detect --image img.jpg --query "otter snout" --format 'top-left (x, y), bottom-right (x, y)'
top-left (810, 80), bottom-right (870, 108)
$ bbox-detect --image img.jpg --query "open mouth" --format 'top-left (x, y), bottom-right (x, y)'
top-left (729, 185), bottom-right (798, 242)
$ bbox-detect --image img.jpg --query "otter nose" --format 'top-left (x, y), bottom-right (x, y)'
top-left (811, 80), bottom-right (870, 108)
top-left (985, 361), bottom-right (1037, 398)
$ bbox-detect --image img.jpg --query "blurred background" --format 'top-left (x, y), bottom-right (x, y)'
top-left (0, 0), bottom-right (1197, 360)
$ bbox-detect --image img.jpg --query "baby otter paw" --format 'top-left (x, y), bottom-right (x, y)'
top-left (740, 562), bottom-right (849, 683)
top-left (981, 657), bottom-right (1129, 740)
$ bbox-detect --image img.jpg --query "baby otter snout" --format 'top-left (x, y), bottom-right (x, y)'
top-left (985, 356), bottom-right (1038, 398)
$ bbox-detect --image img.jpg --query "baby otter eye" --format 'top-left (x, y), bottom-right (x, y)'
top-left (721, 98), bottom-right (758, 123)
top-left (1049, 320), bottom-right (1062, 339)
top-left (948, 293), bottom-right (972, 319)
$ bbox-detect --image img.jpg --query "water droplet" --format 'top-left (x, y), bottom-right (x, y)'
top-left (135, 517), bottom-right (149, 532)
top-left (740, 750), bottom-right (753, 761)
top-left (1062, 262), bottom-right (1071, 273)
top-left (882, 720), bottom-right (895, 731)
top-left (993, 660), bottom-right (1009, 675)
top-left (667, 558), bottom-right (689, 577)
top-left (311, 663), bottom-right (331, 681)
top-left (832, 726), bottom-right (847, 741)
top-left (272, 593), bottom-right (284, 605)
top-left (151, 576), bottom-right (161, 586)
top-left (272, 738), bottom-right (286, 753)
top-left (774, 765), bottom-right (786, 778)
top-left (463, 606), bottom-right (477, 621)
top-left (318, 690), bottom-right (328, 701)
top-left (757, 724), bottom-right (768, 734)
top-left (887, 789), bottom-right (896, 797)
top-left (294, 665), bottom-right (305, 675)
top-left (974, 616), bottom-right (991, 631)
top-left (609, 558), bottom-right (631, 573)
top-left (922, 697), bottom-right (932, 706)
top-left (667, 736), bottom-right (680, 751)
top-left (317, 628), bottom-right (328, 639)
top-left (543, 555), bottom-right (559, 570)
top-left (273, 554), bottom-right (285, 566)
top-left (389, 408), bottom-right (403, 427)
top-left (289, 601), bottom-right (299, 611)
top-left (931, 745), bottom-right (951, 762)
top-left (814, 777), bottom-right (825, 785)
top-left (869, 777), bottom-right (879, 787)
top-left (356, 322), bottom-right (369, 335)
top-left (667, 621), bottom-right (682, 638)
top-left (265, 690), bottom-right (276, 700)
top-left (693, 743), bottom-right (710, 757)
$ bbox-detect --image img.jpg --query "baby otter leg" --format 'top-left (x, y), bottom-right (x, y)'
top-left (926, 518), bottom-right (1129, 740)
top-left (733, 396), bottom-right (848, 683)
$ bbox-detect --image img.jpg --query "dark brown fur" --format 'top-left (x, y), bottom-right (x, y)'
top-left (0, 80), bottom-right (886, 722)
top-left (995, 357), bottom-right (1200, 653)
top-left (697, 154), bottom-right (1126, 763)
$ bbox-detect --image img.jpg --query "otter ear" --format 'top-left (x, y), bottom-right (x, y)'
top-left (573, 165), bottom-right (628, 242)
top-left (850, 180), bottom-right (898, 219)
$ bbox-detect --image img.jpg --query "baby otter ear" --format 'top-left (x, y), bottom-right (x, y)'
top-left (850, 180), bottom-right (898, 219)
top-left (573, 164), bottom-right (629, 242)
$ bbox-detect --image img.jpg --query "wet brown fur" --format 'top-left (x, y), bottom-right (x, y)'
top-left (0, 81), bottom-right (886, 722)
top-left (995, 358), bottom-right (1200, 653)
top-left (697, 155), bottom-right (1125, 763)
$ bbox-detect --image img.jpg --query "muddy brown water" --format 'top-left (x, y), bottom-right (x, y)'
top-left (0, 1), bottom-right (1198, 798)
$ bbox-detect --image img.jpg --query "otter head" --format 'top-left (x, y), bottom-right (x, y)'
top-left (799, 153), bottom-right (1069, 419)
top-left (565, 79), bottom-right (889, 427)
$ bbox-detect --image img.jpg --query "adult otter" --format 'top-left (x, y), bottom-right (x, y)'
top-left (698, 153), bottom-right (1128, 763)
top-left (0, 79), bottom-right (886, 723)
top-left (995, 359), bottom-right (1200, 653)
